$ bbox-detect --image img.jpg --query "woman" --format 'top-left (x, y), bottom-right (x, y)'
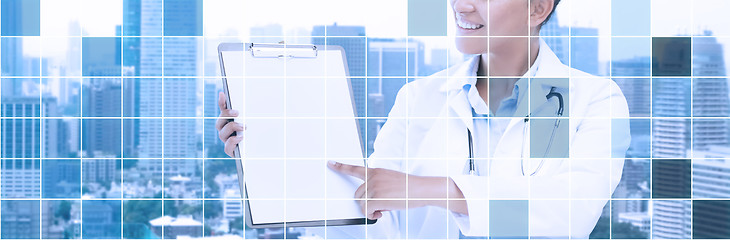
top-left (216, 0), bottom-right (630, 238)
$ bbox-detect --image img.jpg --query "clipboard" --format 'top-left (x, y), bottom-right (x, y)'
top-left (218, 42), bottom-right (376, 229)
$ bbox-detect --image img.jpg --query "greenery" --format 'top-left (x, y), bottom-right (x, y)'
top-left (54, 201), bottom-right (72, 221)
top-left (203, 160), bottom-right (237, 197)
top-left (122, 200), bottom-right (162, 239)
top-left (204, 201), bottom-right (222, 219)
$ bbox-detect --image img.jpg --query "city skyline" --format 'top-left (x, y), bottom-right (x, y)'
top-left (3, 0), bottom-right (730, 239)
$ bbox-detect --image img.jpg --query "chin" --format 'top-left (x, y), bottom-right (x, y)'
top-left (454, 38), bottom-right (488, 55)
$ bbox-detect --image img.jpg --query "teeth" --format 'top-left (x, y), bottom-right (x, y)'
top-left (457, 18), bottom-right (482, 30)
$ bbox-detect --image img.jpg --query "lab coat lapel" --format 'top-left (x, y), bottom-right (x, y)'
top-left (497, 39), bottom-right (571, 159)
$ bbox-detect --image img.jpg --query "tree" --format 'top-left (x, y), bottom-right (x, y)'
top-left (204, 201), bottom-right (223, 219)
top-left (55, 200), bottom-right (72, 221)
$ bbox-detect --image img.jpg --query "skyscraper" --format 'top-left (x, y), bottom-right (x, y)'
top-left (652, 33), bottom-right (730, 239)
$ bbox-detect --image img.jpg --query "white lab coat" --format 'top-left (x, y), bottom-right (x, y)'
top-left (315, 39), bottom-right (631, 239)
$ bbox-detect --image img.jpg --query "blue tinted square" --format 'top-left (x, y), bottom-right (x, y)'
top-left (163, 37), bottom-right (200, 76)
top-left (41, 200), bottom-right (80, 238)
top-left (530, 119), bottom-right (569, 158)
top-left (42, 159), bottom-right (81, 198)
top-left (124, 37), bottom-right (163, 76)
top-left (693, 78), bottom-right (730, 117)
top-left (490, 200), bottom-right (528, 239)
top-left (368, 39), bottom-right (407, 77)
top-left (123, 78), bottom-right (162, 117)
top-left (82, 37), bottom-right (121, 76)
top-left (611, 0), bottom-right (650, 36)
top-left (529, 78), bottom-right (569, 117)
top-left (610, 200), bottom-right (650, 238)
top-left (652, 159), bottom-right (691, 198)
top-left (613, 78), bottom-right (651, 117)
top-left (1, 160), bottom-right (41, 198)
top-left (694, 37), bottom-right (728, 77)
top-left (82, 119), bottom-right (122, 157)
top-left (82, 78), bottom-right (122, 117)
top-left (1, 200), bottom-right (41, 239)
top-left (1, 117), bottom-right (41, 158)
top-left (163, 119), bottom-right (202, 159)
top-left (1, 0), bottom-right (40, 36)
top-left (693, 200), bottom-right (730, 239)
top-left (652, 78), bottom-right (691, 117)
top-left (82, 200), bottom-right (122, 239)
top-left (82, 159), bottom-right (121, 198)
top-left (124, 118), bottom-right (162, 158)
top-left (124, 0), bottom-right (162, 36)
top-left (2, 37), bottom-right (41, 76)
top-left (163, 0), bottom-right (202, 36)
top-left (612, 38), bottom-right (651, 77)
top-left (652, 37), bottom-right (691, 77)
top-left (163, 78), bottom-right (198, 117)
top-left (43, 78), bottom-right (81, 117)
top-left (122, 200), bottom-right (162, 238)
top-left (408, 0), bottom-right (446, 36)
top-left (570, 37), bottom-right (601, 76)
top-left (693, 119), bottom-right (730, 154)
top-left (651, 118), bottom-right (691, 158)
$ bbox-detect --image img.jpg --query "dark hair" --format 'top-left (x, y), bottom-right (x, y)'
top-left (540, 0), bottom-right (561, 26)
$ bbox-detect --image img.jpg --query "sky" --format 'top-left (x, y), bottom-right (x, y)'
top-left (26, 0), bottom-right (730, 73)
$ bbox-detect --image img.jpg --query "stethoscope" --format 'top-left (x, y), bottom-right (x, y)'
top-left (467, 87), bottom-right (564, 176)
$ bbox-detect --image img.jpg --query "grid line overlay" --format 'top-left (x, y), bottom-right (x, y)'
top-left (0, 0), bottom-right (729, 239)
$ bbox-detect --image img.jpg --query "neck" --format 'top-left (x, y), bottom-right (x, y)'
top-left (479, 37), bottom-right (541, 78)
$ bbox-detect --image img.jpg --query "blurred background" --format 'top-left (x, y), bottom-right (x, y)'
top-left (1, 0), bottom-right (729, 239)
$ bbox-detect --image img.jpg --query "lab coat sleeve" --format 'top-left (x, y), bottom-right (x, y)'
top-left (449, 175), bottom-right (490, 236)
top-left (368, 84), bottom-right (410, 171)
top-left (449, 80), bottom-right (631, 238)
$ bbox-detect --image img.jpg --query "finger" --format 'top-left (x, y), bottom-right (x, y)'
top-left (224, 136), bottom-right (244, 157)
top-left (218, 92), bottom-right (227, 110)
top-left (365, 201), bottom-right (383, 220)
top-left (327, 161), bottom-right (367, 180)
top-left (372, 211), bottom-right (383, 220)
top-left (219, 122), bottom-right (244, 142)
top-left (354, 183), bottom-right (366, 200)
top-left (215, 110), bottom-right (239, 131)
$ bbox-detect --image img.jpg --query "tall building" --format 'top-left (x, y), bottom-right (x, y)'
top-left (1, 201), bottom-right (41, 239)
top-left (128, 0), bottom-right (201, 177)
top-left (82, 79), bottom-right (123, 157)
top-left (652, 34), bottom-right (730, 239)
top-left (204, 81), bottom-right (220, 156)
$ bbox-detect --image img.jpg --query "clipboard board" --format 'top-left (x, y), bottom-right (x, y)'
top-left (218, 42), bottom-right (376, 229)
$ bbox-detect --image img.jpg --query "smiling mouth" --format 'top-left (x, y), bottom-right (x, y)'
top-left (456, 18), bottom-right (485, 30)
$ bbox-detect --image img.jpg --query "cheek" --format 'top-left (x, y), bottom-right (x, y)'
top-left (487, 2), bottom-right (530, 36)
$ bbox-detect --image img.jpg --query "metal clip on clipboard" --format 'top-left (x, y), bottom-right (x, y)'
top-left (248, 43), bottom-right (318, 58)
